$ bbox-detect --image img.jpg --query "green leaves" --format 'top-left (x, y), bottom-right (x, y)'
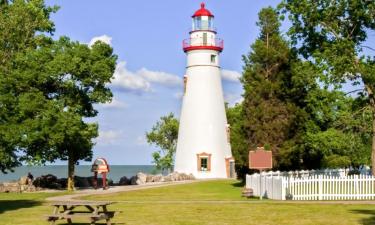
top-left (146, 113), bottom-right (179, 172)
top-left (0, 0), bottom-right (117, 177)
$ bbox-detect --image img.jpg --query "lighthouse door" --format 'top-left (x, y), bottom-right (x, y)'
top-left (203, 33), bottom-right (207, 46)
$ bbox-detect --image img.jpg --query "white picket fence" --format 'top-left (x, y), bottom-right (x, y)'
top-left (252, 168), bottom-right (371, 178)
top-left (246, 172), bottom-right (375, 200)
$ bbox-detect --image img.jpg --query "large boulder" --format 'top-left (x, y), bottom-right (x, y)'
top-left (119, 176), bottom-right (130, 185)
top-left (56, 178), bottom-right (68, 188)
top-left (146, 174), bottom-right (164, 183)
top-left (164, 172), bottom-right (195, 182)
top-left (130, 172), bottom-right (147, 185)
top-left (0, 182), bottom-right (20, 192)
top-left (33, 174), bottom-right (61, 189)
top-left (74, 176), bottom-right (90, 188)
top-left (19, 176), bottom-right (28, 185)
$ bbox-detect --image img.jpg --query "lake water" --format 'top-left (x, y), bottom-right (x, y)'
top-left (0, 165), bottom-right (158, 183)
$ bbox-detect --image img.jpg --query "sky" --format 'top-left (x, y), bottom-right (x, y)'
top-left (43, 0), bottom-right (282, 165)
top-left (44, 0), bottom-right (374, 166)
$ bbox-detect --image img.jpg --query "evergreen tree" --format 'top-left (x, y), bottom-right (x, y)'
top-left (241, 7), bottom-right (303, 168)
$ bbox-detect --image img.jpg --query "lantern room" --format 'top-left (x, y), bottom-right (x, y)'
top-left (192, 3), bottom-right (215, 32)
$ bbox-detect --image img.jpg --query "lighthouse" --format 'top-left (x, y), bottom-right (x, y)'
top-left (174, 3), bottom-right (235, 179)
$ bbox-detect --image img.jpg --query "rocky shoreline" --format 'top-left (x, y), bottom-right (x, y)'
top-left (0, 172), bottom-right (195, 193)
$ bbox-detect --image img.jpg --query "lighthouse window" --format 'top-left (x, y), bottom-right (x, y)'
top-left (211, 55), bottom-right (216, 63)
top-left (197, 152), bottom-right (211, 172)
top-left (200, 158), bottom-right (208, 171)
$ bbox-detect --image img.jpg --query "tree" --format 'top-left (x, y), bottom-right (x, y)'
top-left (241, 7), bottom-right (306, 168)
top-left (146, 113), bottom-right (179, 174)
top-left (226, 103), bottom-right (248, 179)
top-left (0, 0), bottom-right (117, 191)
top-left (0, 0), bottom-right (58, 173)
top-left (280, 0), bottom-right (375, 174)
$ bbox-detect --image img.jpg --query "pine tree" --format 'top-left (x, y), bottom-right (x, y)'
top-left (241, 7), bottom-right (300, 167)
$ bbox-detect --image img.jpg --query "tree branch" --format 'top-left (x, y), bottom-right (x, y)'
top-left (361, 45), bottom-right (375, 52)
top-left (345, 88), bottom-right (364, 95)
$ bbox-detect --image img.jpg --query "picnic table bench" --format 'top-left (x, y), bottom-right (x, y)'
top-left (45, 201), bottom-right (118, 225)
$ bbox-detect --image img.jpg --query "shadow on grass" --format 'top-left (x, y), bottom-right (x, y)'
top-left (0, 200), bottom-right (42, 214)
top-left (231, 181), bottom-right (245, 187)
top-left (350, 209), bottom-right (375, 225)
top-left (58, 223), bottom-right (125, 225)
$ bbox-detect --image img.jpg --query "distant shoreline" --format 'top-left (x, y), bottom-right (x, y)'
top-left (0, 165), bottom-right (158, 183)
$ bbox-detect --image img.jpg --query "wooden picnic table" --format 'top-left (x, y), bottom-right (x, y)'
top-left (46, 201), bottom-right (116, 225)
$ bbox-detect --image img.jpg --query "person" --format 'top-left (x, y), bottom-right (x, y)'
top-left (27, 172), bottom-right (34, 185)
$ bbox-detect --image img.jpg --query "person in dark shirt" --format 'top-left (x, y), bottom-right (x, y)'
top-left (27, 172), bottom-right (34, 185)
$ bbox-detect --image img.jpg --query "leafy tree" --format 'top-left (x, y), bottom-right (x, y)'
top-left (226, 103), bottom-right (248, 179)
top-left (280, 0), bottom-right (375, 174)
top-left (0, 0), bottom-right (58, 172)
top-left (146, 113), bottom-right (179, 174)
top-left (0, 0), bottom-right (117, 191)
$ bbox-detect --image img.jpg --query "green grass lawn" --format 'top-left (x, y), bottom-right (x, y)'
top-left (1, 180), bottom-right (375, 225)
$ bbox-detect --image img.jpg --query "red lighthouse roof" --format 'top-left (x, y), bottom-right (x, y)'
top-left (192, 3), bottom-right (214, 18)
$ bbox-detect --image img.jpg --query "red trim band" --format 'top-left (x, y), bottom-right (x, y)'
top-left (183, 45), bottom-right (223, 52)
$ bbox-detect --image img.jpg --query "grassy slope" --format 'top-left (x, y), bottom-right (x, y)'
top-left (0, 180), bottom-right (374, 225)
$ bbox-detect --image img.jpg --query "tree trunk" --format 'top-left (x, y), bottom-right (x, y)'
top-left (67, 156), bottom-right (75, 191)
top-left (364, 84), bottom-right (375, 175)
top-left (372, 110), bottom-right (375, 176)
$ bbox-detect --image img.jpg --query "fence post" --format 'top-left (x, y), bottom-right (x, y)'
top-left (318, 175), bottom-right (323, 200)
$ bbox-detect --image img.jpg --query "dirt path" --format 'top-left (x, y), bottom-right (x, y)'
top-left (46, 179), bottom-right (375, 205)
top-left (46, 180), bottom-right (198, 202)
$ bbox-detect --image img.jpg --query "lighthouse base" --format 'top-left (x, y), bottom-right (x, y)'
top-left (174, 156), bottom-right (235, 179)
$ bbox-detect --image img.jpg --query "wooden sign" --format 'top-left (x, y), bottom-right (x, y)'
top-left (249, 147), bottom-right (272, 170)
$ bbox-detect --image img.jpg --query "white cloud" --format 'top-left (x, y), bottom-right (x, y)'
top-left (111, 61), bottom-right (151, 92)
top-left (101, 98), bottom-right (127, 109)
top-left (111, 61), bottom-right (181, 93)
top-left (96, 130), bottom-right (123, 144)
top-left (221, 69), bottom-right (241, 82)
top-left (138, 68), bottom-right (182, 86)
top-left (89, 35), bottom-right (112, 47)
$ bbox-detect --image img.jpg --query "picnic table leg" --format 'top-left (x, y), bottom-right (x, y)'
top-left (102, 205), bottom-right (111, 225)
top-left (49, 205), bottom-right (60, 225)
top-left (63, 205), bottom-right (72, 225)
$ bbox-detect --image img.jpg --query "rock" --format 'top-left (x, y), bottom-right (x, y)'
top-left (163, 172), bottom-right (195, 182)
top-left (19, 176), bottom-right (28, 185)
top-left (119, 176), bottom-right (130, 185)
top-left (74, 176), bottom-right (90, 188)
top-left (33, 174), bottom-right (59, 189)
top-left (0, 182), bottom-right (21, 193)
top-left (130, 172), bottom-right (147, 185)
top-left (151, 174), bottom-right (164, 182)
top-left (56, 178), bottom-right (68, 188)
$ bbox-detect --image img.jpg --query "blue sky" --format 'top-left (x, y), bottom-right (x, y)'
top-left (45, 1), bottom-right (374, 165)
top-left (44, 0), bottom-right (281, 165)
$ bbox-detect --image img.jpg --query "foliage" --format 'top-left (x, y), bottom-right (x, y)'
top-left (0, 0), bottom-right (117, 190)
top-left (230, 6), bottom-right (372, 173)
top-left (240, 7), bottom-right (308, 170)
top-left (226, 103), bottom-right (248, 179)
top-left (280, 0), bottom-right (375, 174)
top-left (146, 113), bottom-right (179, 173)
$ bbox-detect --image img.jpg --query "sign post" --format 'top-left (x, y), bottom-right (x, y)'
top-left (249, 147), bottom-right (273, 200)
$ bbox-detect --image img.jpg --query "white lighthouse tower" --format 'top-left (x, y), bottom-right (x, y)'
top-left (174, 3), bottom-right (235, 179)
